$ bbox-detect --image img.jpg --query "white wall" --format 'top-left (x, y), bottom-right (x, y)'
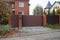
top-left (50, 3), bottom-right (60, 13)
top-left (45, 9), bottom-right (49, 14)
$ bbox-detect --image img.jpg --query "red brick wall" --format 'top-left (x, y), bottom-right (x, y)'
top-left (19, 16), bottom-right (22, 27)
top-left (43, 14), bottom-right (46, 26)
top-left (15, 0), bottom-right (29, 15)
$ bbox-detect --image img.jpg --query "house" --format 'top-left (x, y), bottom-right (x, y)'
top-left (44, 1), bottom-right (60, 15)
top-left (1, 0), bottom-right (30, 15)
top-left (0, 0), bottom-right (30, 27)
top-left (50, 1), bottom-right (60, 14)
top-left (44, 1), bottom-right (52, 15)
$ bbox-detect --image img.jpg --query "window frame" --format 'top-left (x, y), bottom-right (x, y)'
top-left (18, 11), bottom-right (24, 15)
top-left (19, 2), bottom-right (24, 7)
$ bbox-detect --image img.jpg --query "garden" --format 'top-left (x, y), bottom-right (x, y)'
top-left (0, 2), bottom-right (18, 38)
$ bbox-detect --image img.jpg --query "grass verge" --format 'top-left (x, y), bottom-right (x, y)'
top-left (44, 24), bottom-right (60, 29)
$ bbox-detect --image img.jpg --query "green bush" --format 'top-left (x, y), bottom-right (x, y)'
top-left (45, 24), bottom-right (60, 29)
top-left (56, 8), bottom-right (60, 15)
top-left (0, 25), bottom-right (12, 34)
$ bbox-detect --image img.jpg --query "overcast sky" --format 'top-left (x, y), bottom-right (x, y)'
top-left (29, 0), bottom-right (60, 15)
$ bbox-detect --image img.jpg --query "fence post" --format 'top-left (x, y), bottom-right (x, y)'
top-left (8, 16), bottom-right (12, 25)
top-left (43, 14), bottom-right (47, 26)
top-left (19, 15), bottom-right (22, 28)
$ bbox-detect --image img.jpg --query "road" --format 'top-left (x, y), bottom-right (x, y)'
top-left (0, 27), bottom-right (60, 40)
top-left (0, 31), bottom-right (60, 40)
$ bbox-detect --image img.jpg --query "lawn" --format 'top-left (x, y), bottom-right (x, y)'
top-left (45, 24), bottom-right (60, 29)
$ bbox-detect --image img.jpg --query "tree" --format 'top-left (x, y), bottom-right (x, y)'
top-left (56, 8), bottom-right (60, 15)
top-left (33, 5), bottom-right (43, 16)
top-left (0, 2), bottom-right (12, 24)
top-left (52, 9), bottom-right (55, 15)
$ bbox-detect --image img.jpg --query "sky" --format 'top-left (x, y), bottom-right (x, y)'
top-left (29, 0), bottom-right (60, 15)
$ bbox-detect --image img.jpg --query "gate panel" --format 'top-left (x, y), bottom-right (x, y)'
top-left (22, 15), bottom-right (43, 27)
top-left (46, 15), bottom-right (59, 25)
top-left (11, 15), bottom-right (19, 27)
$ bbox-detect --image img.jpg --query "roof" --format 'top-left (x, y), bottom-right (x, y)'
top-left (45, 1), bottom-right (52, 9)
top-left (50, 1), bottom-right (60, 9)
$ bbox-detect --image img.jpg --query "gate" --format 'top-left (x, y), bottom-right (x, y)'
top-left (46, 15), bottom-right (59, 24)
top-left (11, 15), bottom-right (19, 27)
top-left (22, 15), bottom-right (43, 27)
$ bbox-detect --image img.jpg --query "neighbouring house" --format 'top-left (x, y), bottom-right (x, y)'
top-left (44, 1), bottom-right (60, 15)
top-left (1, 0), bottom-right (30, 15)
top-left (44, 1), bottom-right (52, 15)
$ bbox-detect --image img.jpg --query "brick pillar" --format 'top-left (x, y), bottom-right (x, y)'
top-left (19, 15), bottom-right (22, 28)
top-left (8, 16), bottom-right (12, 25)
top-left (43, 14), bottom-right (47, 26)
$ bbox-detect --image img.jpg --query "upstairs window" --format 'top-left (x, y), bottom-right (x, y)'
top-left (19, 2), bottom-right (24, 7)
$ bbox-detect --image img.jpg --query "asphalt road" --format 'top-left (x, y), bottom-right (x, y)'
top-left (0, 31), bottom-right (60, 40)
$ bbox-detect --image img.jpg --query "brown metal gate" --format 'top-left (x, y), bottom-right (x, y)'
top-left (46, 15), bottom-right (59, 25)
top-left (22, 15), bottom-right (43, 27)
top-left (11, 15), bottom-right (19, 27)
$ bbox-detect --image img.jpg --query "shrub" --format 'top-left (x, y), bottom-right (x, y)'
top-left (56, 8), bottom-right (60, 15)
top-left (0, 25), bottom-right (12, 34)
top-left (45, 24), bottom-right (60, 29)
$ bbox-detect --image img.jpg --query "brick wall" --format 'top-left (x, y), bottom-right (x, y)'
top-left (15, 0), bottom-right (29, 15)
top-left (43, 14), bottom-right (47, 26)
top-left (19, 15), bottom-right (22, 28)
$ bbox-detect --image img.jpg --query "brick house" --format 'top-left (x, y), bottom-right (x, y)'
top-left (1, 0), bottom-right (30, 15)
top-left (1, 0), bottom-right (30, 27)
top-left (13, 0), bottom-right (30, 15)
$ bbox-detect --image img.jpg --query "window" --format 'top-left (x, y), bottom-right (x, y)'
top-left (19, 2), bottom-right (24, 7)
top-left (55, 7), bottom-right (57, 9)
top-left (12, 4), bottom-right (14, 9)
top-left (18, 11), bottom-right (24, 15)
top-left (58, 7), bottom-right (59, 8)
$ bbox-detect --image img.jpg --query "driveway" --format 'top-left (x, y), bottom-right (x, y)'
top-left (20, 26), bottom-right (52, 32)
top-left (0, 26), bottom-right (60, 40)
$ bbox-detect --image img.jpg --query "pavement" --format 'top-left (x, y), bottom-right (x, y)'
top-left (0, 26), bottom-right (60, 40)
top-left (19, 27), bottom-right (52, 32)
